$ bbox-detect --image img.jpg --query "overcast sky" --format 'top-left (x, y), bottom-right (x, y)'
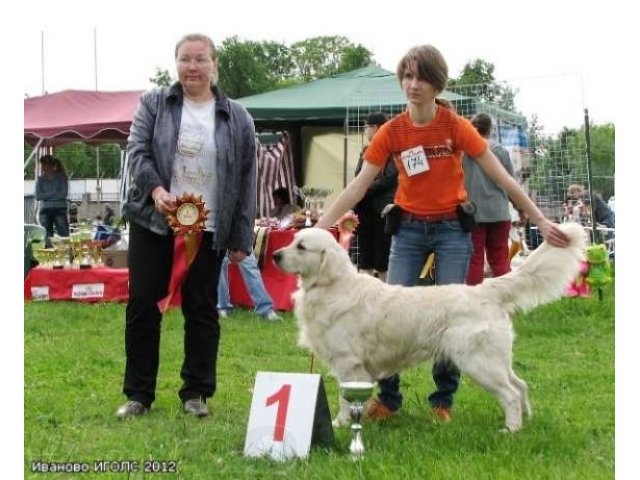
top-left (21, 0), bottom-right (622, 136)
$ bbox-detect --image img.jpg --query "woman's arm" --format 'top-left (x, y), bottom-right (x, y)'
top-left (127, 91), bottom-right (170, 212)
top-left (316, 161), bottom-right (381, 229)
top-left (474, 148), bottom-right (570, 247)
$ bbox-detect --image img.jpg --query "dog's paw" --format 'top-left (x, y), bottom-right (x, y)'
top-left (500, 424), bottom-right (521, 433)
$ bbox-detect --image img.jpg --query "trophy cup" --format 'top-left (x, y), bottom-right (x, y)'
top-left (50, 236), bottom-right (69, 269)
top-left (79, 245), bottom-right (93, 269)
top-left (51, 248), bottom-right (64, 269)
top-left (339, 381), bottom-right (375, 459)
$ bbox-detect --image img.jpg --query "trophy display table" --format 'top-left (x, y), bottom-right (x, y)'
top-left (24, 266), bottom-right (131, 303)
top-left (24, 228), bottom-right (343, 310)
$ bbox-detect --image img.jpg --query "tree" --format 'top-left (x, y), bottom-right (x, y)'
top-left (217, 37), bottom-right (285, 98)
top-left (339, 45), bottom-right (375, 73)
top-left (291, 36), bottom-right (372, 82)
top-left (149, 67), bottom-right (173, 87)
top-left (526, 120), bottom-right (615, 200)
top-left (449, 58), bottom-right (517, 111)
top-left (216, 36), bottom-right (372, 98)
top-left (24, 143), bottom-right (122, 179)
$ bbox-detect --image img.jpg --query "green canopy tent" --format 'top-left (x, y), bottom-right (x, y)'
top-left (237, 66), bottom-right (527, 197)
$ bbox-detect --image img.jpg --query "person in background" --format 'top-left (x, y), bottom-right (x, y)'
top-left (316, 44), bottom-right (570, 424)
top-left (35, 154), bottom-right (70, 247)
top-left (103, 203), bottom-right (115, 226)
top-left (567, 184), bottom-right (615, 229)
top-left (217, 252), bottom-right (281, 321)
top-left (69, 202), bottom-right (79, 225)
top-left (353, 112), bottom-right (398, 282)
top-left (607, 195), bottom-right (615, 217)
top-left (117, 33), bottom-right (257, 419)
top-left (464, 113), bottom-right (515, 285)
top-left (270, 187), bottom-right (298, 219)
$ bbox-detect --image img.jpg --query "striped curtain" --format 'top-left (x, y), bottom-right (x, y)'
top-left (257, 132), bottom-right (296, 218)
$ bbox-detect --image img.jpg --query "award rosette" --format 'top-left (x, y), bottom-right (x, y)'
top-left (158, 193), bottom-right (210, 313)
top-left (337, 211), bottom-right (359, 251)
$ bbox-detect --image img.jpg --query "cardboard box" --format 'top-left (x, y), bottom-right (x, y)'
top-left (102, 248), bottom-right (128, 269)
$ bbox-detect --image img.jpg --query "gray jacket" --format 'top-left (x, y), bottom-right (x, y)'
top-left (122, 82), bottom-right (257, 253)
top-left (463, 140), bottom-right (514, 223)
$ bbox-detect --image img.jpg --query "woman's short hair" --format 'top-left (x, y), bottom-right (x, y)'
top-left (175, 33), bottom-right (217, 61)
top-left (396, 45), bottom-right (448, 93)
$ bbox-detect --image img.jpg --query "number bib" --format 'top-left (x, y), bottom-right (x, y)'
top-left (400, 146), bottom-right (430, 176)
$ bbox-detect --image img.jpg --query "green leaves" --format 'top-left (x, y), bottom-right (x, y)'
top-left (216, 35), bottom-right (373, 99)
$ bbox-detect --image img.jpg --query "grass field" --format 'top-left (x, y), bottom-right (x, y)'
top-left (24, 285), bottom-right (614, 479)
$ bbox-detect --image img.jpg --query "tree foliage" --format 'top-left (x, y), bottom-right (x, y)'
top-left (449, 58), bottom-right (517, 111)
top-left (290, 36), bottom-right (372, 82)
top-left (24, 143), bottom-right (123, 179)
top-left (149, 67), bottom-right (173, 87)
top-left (217, 35), bottom-right (372, 98)
top-left (527, 120), bottom-right (615, 199)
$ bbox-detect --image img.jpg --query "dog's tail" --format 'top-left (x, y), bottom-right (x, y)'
top-left (478, 223), bottom-right (586, 314)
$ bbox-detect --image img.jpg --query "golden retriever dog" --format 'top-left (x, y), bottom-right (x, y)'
top-left (272, 223), bottom-right (586, 432)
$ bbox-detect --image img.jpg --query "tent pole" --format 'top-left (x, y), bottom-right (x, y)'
top-left (584, 108), bottom-right (597, 243)
top-left (24, 138), bottom-right (44, 170)
top-left (343, 117), bottom-right (348, 188)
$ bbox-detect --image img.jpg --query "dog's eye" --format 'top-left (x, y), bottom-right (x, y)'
top-left (296, 243), bottom-right (306, 251)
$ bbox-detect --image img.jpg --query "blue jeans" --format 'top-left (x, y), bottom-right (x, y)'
top-left (39, 207), bottom-right (70, 247)
top-left (377, 218), bottom-right (472, 410)
top-left (217, 252), bottom-right (275, 317)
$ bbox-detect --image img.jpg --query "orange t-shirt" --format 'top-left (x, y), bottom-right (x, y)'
top-left (365, 108), bottom-right (487, 216)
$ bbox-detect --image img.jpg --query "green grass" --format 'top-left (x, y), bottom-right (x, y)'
top-left (24, 285), bottom-right (614, 479)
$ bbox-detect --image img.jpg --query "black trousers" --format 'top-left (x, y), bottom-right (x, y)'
top-left (123, 221), bottom-right (224, 406)
top-left (355, 204), bottom-right (391, 272)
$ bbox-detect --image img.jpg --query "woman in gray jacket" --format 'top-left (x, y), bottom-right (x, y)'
top-left (117, 33), bottom-right (257, 419)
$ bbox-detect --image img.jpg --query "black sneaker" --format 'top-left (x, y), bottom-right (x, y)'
top-left (183, 398), bottom-right (209, 418)
top-left (116, 400), bottom-right (148, 418)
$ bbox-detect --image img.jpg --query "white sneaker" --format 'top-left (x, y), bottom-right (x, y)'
top-left (218, 310), bottom-right (228, 318)
top-left (265, 311), bottom-right (281, 322)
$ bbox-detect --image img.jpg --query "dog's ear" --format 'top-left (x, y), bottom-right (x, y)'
top-left (316, 244), bottom-right (350, 285)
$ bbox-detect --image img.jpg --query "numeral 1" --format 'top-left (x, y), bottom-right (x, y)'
top-left (265, 384), bottom-right (292, 442)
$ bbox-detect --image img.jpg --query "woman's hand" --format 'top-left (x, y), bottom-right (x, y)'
top-left (536, 218), bottom-right (571, 247)
top-left (151, 187), bottom-right (176, 215)
top-left (228, 249), bottom-right (248, 264)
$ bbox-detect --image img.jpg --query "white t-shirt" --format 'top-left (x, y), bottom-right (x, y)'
top-left (171, 98), bottom-right (217, 231)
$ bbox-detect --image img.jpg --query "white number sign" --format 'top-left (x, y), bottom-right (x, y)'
top-left (243, 372), bottom-right (333, 461)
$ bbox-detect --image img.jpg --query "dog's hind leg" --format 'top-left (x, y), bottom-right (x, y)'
top-left (449, 325), bottom-right (524, 431)
top-left (509, 370), bottom-right (531, 418)
top-left (462, 360), bottom-right (524, 432)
